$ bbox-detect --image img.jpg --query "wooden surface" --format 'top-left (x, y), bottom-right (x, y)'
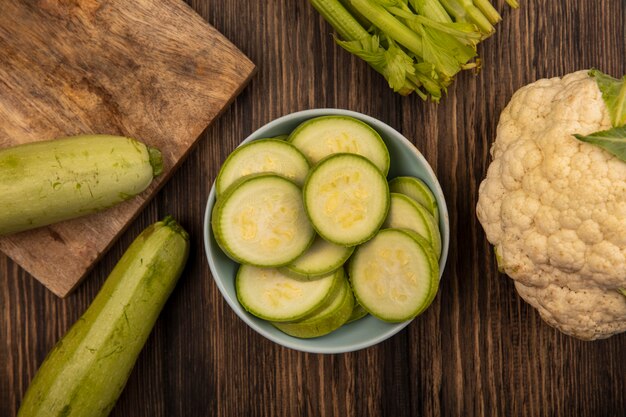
top-left (0, 0), bottom-right (254, 297)
top-left (2, 0), bottom-right (625, 416)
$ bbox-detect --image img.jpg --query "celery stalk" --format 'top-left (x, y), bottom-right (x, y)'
top-left (506, 0), bottom-right (520, 8)
top-left (473, 0), bottom-right (502, 24)
top-left (410, 0), bottom-right (453, 23)
top-left (339, 0), bottom-right (373, 28)
top-left (358, 0), bottom-right (469, 79)
top-left (310, 0), bottom-right (370, 40)
top-left (308, 0), bottom-right (517, 100)
top-left (349, 0), bottom-right (424, 55)
top-left (437, 0), bottom-right (468, 22)
top-left (415, 16), bottom-right (482, 47)
top-left (439, 0), bottom-right (495, 35)
top-left (311, 0), bottom-right (423, 95)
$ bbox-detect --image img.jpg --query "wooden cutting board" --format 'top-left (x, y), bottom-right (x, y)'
top-left (0, 0), bottom-right (255, 297)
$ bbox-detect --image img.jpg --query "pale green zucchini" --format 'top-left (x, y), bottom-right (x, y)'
top-left (236, 265), bottom-right (342, 322)
top-left (280, 235), bottom-right (355, 279)
top-left (388, 176), bottom-right (439, 223)
top-left (349, 228), bottom-right (439, 322)
top-left (272, 273), bottom-right (354, 338)
top-left (383, 193), bottom-right (442, 259)
top-left (212, 173), bottom-right (316, 266)
top-left (215, 139), bottom-right (310, 196)
top-left (288, 115), bottom-right (390, 175)
top-left (303, 153), bottom-right (389, 246)
top-left (0, 135), bottom-right (162, 236)
top-left (17, 216), bottom-right (189, 417)
top-left (345, 302), bottom-right (369, 324)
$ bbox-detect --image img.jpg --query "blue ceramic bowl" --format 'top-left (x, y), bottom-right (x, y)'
top-left (203, 109), bottom-right (449, 354)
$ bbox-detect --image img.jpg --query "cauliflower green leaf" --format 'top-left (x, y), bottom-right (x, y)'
top-left (573, 70), bottom-right (626, 162)
top-left (573, 126), bottom-right (626, 163)
top-left (589, 69), bottom-right (626, 127)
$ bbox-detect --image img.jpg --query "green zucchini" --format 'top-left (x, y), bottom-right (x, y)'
top-left (388, 176), bottom-right (439, 223)
top-left (212, 173), bottom-right (316, 266)
top-left (345, 301), bottom-right (368, 324)
top-left (236, 265), bottom-right (342, 322)
top-left (17, 216), bottom-right (189, 417)
top-left (303, 153), bottom-right (389, 246)
top-left (383, 193), bottom-right (442, 259)
top-left (272, 273), bottom-right (354, 338)
top-left (280, 235), bottom-right (355, 279)
top-left (288, 115), bottom-right (390, 175)
top-left (349, 228), bottom-right (438, 322)
top-left (0, 135), bottom-right (163, 236)
top-left (215, 138), bottom-right (310, 196)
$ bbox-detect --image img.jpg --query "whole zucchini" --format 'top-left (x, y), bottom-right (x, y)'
top-left (0, 135), bottom-right (163, 236)
top-left (17, 216), bottom-right (189, 417)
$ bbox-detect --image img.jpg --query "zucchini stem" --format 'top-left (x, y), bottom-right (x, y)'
top-left (148, 146), bottom-right (164, 177)
top-left (162, 215), bottom-right (189, 239)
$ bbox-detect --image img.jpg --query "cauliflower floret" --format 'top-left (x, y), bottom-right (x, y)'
top-left (515, 283), bottom-right (626, 340)
top-left (476, 70), bottom-right (626, 340)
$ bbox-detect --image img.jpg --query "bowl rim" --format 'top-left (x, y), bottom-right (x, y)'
top-left (203, 108), bottom-right (449, 354)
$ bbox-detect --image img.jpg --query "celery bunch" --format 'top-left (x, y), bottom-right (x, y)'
top-left (310, 0), bottom-right (519, 101)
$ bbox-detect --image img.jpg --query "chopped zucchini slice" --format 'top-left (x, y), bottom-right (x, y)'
top-left (389, 176), bottom-right (439, 223)
top-left (383, 193), bottom-right (441, 259)
top-left (345, 302), bottom-right (369, 324)
top-left (236, 265), bottom-right (342, 322)
top-left (272, 272), bottom-right (354, 338)
top-left (303, 153), bottom-right (389, 247)
top-left (349, 228), bottom-right (439, 322)
top-left (212, 174), bottom-right (315, 266)
top-left (216, 139), bottom-right (310, 196)
top-left (288, 115), bottom-right (390, 175)
top-left (281, 235), bottom-right (355, 278)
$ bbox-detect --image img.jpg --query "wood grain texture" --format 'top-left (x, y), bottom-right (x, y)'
top-left (1, 0), bottom-right (625, 416)
top-left (0, 0), bottom-right (254, 296)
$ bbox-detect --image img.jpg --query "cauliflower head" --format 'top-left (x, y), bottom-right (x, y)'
top-left (477, 70), bottom-right (626, 340)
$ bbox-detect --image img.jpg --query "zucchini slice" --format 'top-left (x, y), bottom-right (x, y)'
top-left (388, 176), bottom-right (439, 223)
top-left (383, 193), bottom-right (442, 259)
top-left (345, 302), bottom-right (369, 324)
top-left (236, 265), bottom-right (342, 322)
top-left (288, 115), bottom-right (390, 175)
top-left (281, 235), bottom-right (355, 279)
top-left (349, 228), bottom-right (439, 322)
top-left (272, 272), bottom-right (354, 338)
top-left (303, 153), bottom-right (389, 246)
top-left (402, 230), bottom-right (440, 308)
top-left (216, 139), bottom-right (310, 196)
top-left (212, 174), bottom-right (315, 266)
top-left (269, 134), bottom-right (289, 141)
